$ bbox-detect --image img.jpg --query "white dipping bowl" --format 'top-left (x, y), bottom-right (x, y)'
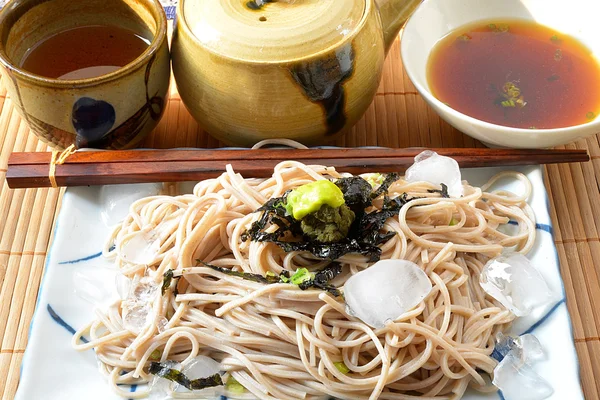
top-left (401, 0), bottom-right (600, 148)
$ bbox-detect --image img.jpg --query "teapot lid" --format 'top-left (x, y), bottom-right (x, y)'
top-left (182, 0), bottom-right (367, 63)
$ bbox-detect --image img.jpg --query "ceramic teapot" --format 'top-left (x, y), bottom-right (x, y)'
top-left (172, 0), bottom-right (421, 146)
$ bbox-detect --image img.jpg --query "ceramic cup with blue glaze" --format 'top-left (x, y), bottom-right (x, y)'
top-left (0, 0), bottom-right (170, 149)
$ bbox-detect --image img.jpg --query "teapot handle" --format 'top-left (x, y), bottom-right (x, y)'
top-left (375, 0), bottom-right (422, 53)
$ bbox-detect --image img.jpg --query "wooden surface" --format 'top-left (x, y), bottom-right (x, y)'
top-left (1, 35), bottom-right (600, 400)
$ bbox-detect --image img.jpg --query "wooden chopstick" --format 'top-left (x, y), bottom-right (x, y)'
top-left (7, 147), bottom-right (589, 165)
top-left (6, 147), bottom-right (590, 189)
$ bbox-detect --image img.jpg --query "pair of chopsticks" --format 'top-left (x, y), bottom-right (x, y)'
top-left (6, 147), bottom-right (590, 189)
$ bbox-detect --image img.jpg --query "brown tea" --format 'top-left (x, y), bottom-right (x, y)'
top-left (428, 20), bottom-right (600, 129)
top-left (21, 25), bottom-right (150, 80)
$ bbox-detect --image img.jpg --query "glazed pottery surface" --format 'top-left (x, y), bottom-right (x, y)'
top-left (172, 0), bottom-right (421, 146)
top-left (0, 0), bottom-right (171, 149)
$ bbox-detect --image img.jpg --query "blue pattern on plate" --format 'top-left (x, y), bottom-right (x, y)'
top-left (46, 304), bottom-right (88, 343)
top-left (58, 251), bottom-right (103, 265)
top-left (507, 219), bottom-right (553, 235)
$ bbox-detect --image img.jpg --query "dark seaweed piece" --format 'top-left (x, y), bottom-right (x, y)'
top-left (149, 362), bottom-right (223, 390)
top-left (427, 183), bottom-right (450, 198)
top-left (335, 177), bottom-right (373, 211)
top-left (371, 173), bottom-right (400, 199)
top-left (297, 263), bottom-right (343, 297)
top-left (161, 269), bottom-right (174, 296)
top-left (273, 239), bottom-right (382, 262)
top-left (199, 261), bottom-right (281, 284)
top-left (242, 192), bottom-right (302, 242)
top-left (353, 194), bottom-right (420, 245)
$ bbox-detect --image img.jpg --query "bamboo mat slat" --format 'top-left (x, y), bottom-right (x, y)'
top-left (1, 32), bottom-right (600, 400)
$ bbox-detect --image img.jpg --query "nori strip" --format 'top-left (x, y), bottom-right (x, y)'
top-left (162, 269), bottom-right (181, 296)
top-left (199, 260), bottom-right (341, 296)
top-left (298, 263), bottom-right (343, 297)
top-left (335, 177), bottom-right (373, 211)
top-left (427, 183), bottom-right (450, 198)
top-left (272, 238), bottom-right (382, 262)
top-left (200, 261), bottom-right (280, 284)
top-left (161, 269), bottom-right (174, 296)
top-left (149, 362), bottom-right (223, 390)
top-left (370, 173), bottom-right (400, 199)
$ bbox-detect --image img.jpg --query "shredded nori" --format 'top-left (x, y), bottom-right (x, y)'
top-left (161, 269), bottom-right (174, 296)
top-left (298, 263), bottom-right (343, 297)
top-left (370, 173), bottom-right (400, 199)
top-left (244, 174), bottom-right (419, 262)
top-left (200, 261), bottom-right (281, 284)
top-left (199, 260), bottom-right (341, 297)
top-left (335, 177), bottom-right (372, 212)
top-left (149, 361), bottom-right (223, 390)
top-left (161, 269), bottom-right (181, 296)
top-left (427, 183), bottom-right (450, 198)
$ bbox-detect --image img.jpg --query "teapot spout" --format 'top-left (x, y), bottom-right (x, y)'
top-left (375, 0), bottom-right (421, 54)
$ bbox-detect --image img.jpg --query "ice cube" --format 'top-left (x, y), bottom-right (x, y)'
top-left (157, 317), bottom-right (169, 333)
top-left (122, 276), bottom-right (159, 333)
top-left (120, 230), bottom-right (161, 265)
top-left (516, 334), bottom-right (546, 364)
top-left (130, 276), bottom-right (159, 302)
top-left (73, 266), bottom-right (120, 309)
top-left (493, 351), bottom-right (553, 400)
top-left (344, 259), bottom-right (432, 328)
top-left (174, 356), bottom-right (223, 395)
top-left (100, 183), bottom-right (162, 227)
top-left (122, 302), bottom-right (154, 334)
top-left (405, 150), bottom-right (464, 198)
top-left (493, 333), bottom-right (545, 364)
top-left (480, 253), bottom-right (558, 317)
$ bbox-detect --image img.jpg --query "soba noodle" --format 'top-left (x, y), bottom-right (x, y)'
top-left (72, 161), bottom-right (535, 400)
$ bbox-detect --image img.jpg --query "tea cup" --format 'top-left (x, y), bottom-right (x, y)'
top-left (0, 0), bottom-right (171, 149)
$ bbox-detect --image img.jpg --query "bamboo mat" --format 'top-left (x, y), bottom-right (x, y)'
top-left (1, 34), bottom-right (600, 400)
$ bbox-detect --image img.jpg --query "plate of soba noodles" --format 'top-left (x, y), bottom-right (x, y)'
top-left (15, 150), bottom-right (583, 400)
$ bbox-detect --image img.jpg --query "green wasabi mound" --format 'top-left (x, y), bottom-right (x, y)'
top-left (285, 180), bottom-right (345, 220)
top-left (301, 204), bottom-right (355, 243)
top-left (284, 180), bottom-right (355, 243)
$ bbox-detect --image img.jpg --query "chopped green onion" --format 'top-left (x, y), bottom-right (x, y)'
top-left (225, 376), bottom-right (245, 394)
top-left (456, 34), bottom-right (472, 42)
top-left (501, 99), bottom-right (515, 108)
top-left (449, 218), bottom-right (459, 226)
top-left (364, 173), bottom-right (385, 188)
top-left (586, 112), bottom-right (596, 120)
top-left (550, 34), bottom-right (561, 43)
top-left (279, 274), bottom-right (290, 283)
top-left (498, 24), bottom-right (509, 32)
top-left (488, 23), bottom-right (497, 30)
top-left (150, 349), bottom-right (162, 360)
top-left (266, 271), bottom-right (277, 278)
top-left (547, 74), bottom-right (560, 82)
top-left (290, 268), bottom-right (314, 285)
top-left (334, 361), bottom-right (350, 374)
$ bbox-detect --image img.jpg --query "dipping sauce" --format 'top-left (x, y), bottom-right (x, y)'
top-left (427, 20), bottom-right (600, 129)
top-left (21, 25), bottom-right (150, 80)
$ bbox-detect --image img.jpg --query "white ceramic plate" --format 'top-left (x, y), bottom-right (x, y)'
top-left (16, 165), bottom-right (583, 400)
